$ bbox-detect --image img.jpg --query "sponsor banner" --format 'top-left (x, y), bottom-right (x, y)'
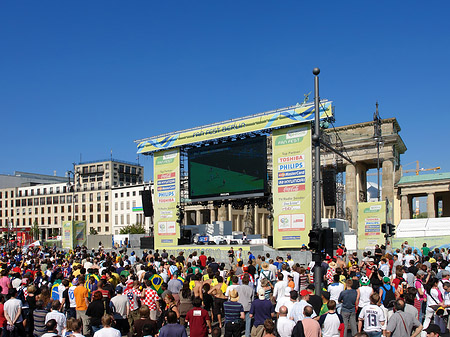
top-left (62, 221), bottom-right (73, 249)
top-left (357, 201), bottom-right (386, 250)
top-left (137, 102), bottom-right (333, 154)
top-left (154, 149), bottom-right (180, 248)
top-left (272, 124), bottom-right (312, 248)
top-left (62, 221), bottom-right (86, 249)
top-left (132, 207), bottom-right (143, 212)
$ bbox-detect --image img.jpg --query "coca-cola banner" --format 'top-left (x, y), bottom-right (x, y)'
top-left (153, 149), bottom-right (180, 248)
top-left (272, 124), bottom-right (312, 249)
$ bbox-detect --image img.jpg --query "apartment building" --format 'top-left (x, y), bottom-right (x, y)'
top-left (0, 159), bottom-right (144, 240)
top-left (112, 183), bottom-right (153, 235)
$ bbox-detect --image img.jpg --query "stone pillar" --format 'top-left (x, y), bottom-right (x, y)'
top-left (382, 160), bottom-right (394, 203)
top-left (210, 207), bottom-right (216, 223)
top-left (196, 210), bottom-right (201, 225)
top-left (442, 193), bottom-right (450, 217)
top-left (401, 195), bottom-right (410, 219)
top-left (427, 193), bottom-right (436, 218)
top-left (356, 163), bottom-right (368, 202)
top-left (218, 205), bottom-right (227, 221)
top-left (228, 205), bottom-right (232, 222)
top-left (345, 164), bottom-right (357, 229)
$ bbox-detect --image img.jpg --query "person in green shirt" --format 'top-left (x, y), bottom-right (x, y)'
top-left (319, 290), bottom-right (331, 315)
top-left (421, 243), bottom-right (430, 258)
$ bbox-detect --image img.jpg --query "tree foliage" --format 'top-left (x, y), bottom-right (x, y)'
top-left (119, 223), bottom-right (146, 234)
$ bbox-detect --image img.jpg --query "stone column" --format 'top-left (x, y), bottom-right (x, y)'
top-left (196, 210), bottom-right (201, 225)
top-left (427, 193), bottom-right (436, 218)
top-left (382, 160), bottom-right (394, 203)
top-left (210, 207), bottom-right (216, 223)
top-left (401, 195), bottom-right (410, 219)
top-left (218, 205), bottom-right (227, 221)
top-left (345, 164), bottom-right (357, 229)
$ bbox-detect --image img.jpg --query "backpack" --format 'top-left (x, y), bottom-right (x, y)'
top-left (381, 284), bottom-right (396, 308)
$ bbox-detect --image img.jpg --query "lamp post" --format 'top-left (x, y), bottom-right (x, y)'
top-left (67, 165), bottom-right (79, 231)
top-left (373, 102), bottom-right (382, 201)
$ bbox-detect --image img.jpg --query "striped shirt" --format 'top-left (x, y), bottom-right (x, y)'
top-left (223, 301), bottom-right (243, 323)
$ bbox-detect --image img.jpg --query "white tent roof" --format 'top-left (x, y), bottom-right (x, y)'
top-left (396, 217), bottom-right (450, 238)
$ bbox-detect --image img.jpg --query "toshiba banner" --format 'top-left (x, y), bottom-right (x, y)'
top-left (272, 124), bottom-right (312, 249)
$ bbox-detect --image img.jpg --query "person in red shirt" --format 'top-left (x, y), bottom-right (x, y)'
top-left (199, 252), bottom-right (207, 269)
top-left (185, 297), bottom-right (211, 337)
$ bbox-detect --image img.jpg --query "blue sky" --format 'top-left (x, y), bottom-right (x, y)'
top-left (1, 1), bottom-right (449, 181)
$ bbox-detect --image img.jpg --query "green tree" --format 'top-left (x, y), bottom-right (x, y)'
top-left (119, 223), bottom-right (146, 234)
top-left (30, 221), bottom-right (40, 240)
top-left (89, 227), bottom-right (98, 235)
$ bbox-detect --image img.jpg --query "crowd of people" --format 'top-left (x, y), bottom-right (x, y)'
top-left (0, 241), bottom-right (447, 337)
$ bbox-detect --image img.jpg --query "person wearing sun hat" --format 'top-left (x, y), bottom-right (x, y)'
top-left (223, 289), bottom-right (245, 336)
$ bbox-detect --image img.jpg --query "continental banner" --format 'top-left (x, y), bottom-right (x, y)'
top-left (137, 102), bottom-right (332, 154)
top-left (153, 149), bottom-right (181, 248)
top-left (272, 124), bottom-right (312, 249)
top-left (357, 201), bottom-right (386, 250)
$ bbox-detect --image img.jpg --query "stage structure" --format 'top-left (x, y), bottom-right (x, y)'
top-left (135, 102), bottom-right (334, 249)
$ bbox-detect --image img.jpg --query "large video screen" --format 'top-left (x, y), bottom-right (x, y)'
top-left (188, 136), bottom-right (267, 200)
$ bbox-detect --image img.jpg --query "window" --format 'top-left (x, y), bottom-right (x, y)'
top-left (82, 194), bottom-right (86, 202)
top-left (53, 196), bottom-right (58, 204)
top-left (54, 206), bottom-right (58, 213)
top-left (120, 202), bottom-right (124, 210)
top-left (28, 198), bottom-right (32, 206)
top-left (67, 195), bottom-right (72, 203)
top-left (89, 193), bottom-right (93, 202)
top-left (90, 215), bottom-right (94, 222)
top-left (90, 204), bottom-right (93, 212)
top-left (31, 190), bottom-right (34, 196)
top-left (98, 182), bottom-right (102, 189)
top-left (105, 226), bottom-right (109, 232)
top-left (105, 192), bottom-right (109, 201)
top-left (54, 217), bottom-right (58, 225)
top-left (34, 198), bottom-right (39, 206)
top-left (49, 187), bottom-right (53, 194)
top-left (4, 192), bottom-right (7, 198)
top-left (105, 214), bottom-right (109, 222)
top-left (68, 205), bottom-right (71, 213)
top-left (106, 164), bottom-right (109, 169)
top-left (61, 206), bottom-right (64, 212)
top-left (19, 191), bottom-right (22, 197)
top-left (40, 197), bottom-right (45, 205)
top-left (60, 196), bottom-right (65, 204)
top-left (48, 217), bottom-right (51, 225)
top-left (132, 167), bottom-right (136, 174)
top-left (132, 191), bottom-right (136, 197)
top-left (47, 197), bottom-right (52, 205)
top-left (56, 187), bottom-right (60, 193)
top-left (97, 204), bottom-right (101, 212)
top-left (127, 214), bottom-right (130, 224)
top-left (41, 207), bottom-right (44, 214)
top-left (121, 215), bottom-right (124, 225)
top-left (132, 201), bottom-right (136, 208)
top-left (105, 203), bottom-right (109, 212)
top-left (16, 209), bottom-right (20, 215)
top-left (82, 205), bottom-right (86, 212)
top-left (41, 217), bottom-right (44, 225)
top-left (97, 214), bottom-right (101, 223)
top-left (90, 183), bottom-right (94, 190)
top-left (35, 208), bottom-right (38, 214)
top-left (22, 208), bottom-right (25, 215)
top-left (83, 184), bottom-right (87, 191)
top-left (74, 195), bottom-right (78, 203)
top-left (48, 207), bottom-right (51, 213)
top-left (126, 201), bottom-right (130, 210)
top-left (97, 226), bottom-right (101, 232)
top-left (75, 205), bottom-right (79, 213)
top-left (127, 192), bottom-right (130, 197)
top-left (97, 193), bottom-right (101, 201)
top-left (105, 182), bottom-right (109, 189)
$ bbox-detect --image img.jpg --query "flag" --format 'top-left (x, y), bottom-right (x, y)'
top-left (150, 274), bottom-right (163, 295)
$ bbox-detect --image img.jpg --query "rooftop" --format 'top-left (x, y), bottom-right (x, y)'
top-left (77, 158), bottom-right (142, 167)
top-left (396, 172), bottom-right (450, 185)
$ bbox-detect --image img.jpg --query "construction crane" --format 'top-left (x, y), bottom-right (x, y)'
top-left (403, 160), bottom-right (440, 175)
top-left (367, 160), bottom-right (440, 176)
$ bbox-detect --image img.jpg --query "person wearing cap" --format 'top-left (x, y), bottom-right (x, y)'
top-left (277, 305), bottom-right (295, 337)
top-left (386, 299), bottom-right (422, 337)
top-left (425, 324), bottom-right (441, 337)
top-left (289, 289), bottom-right (316, 322)
top-left (249, 288), bottom-right (274, 337)
top-left (223, 289), bottom-right (245, 337)
top-left (415, 269), bottom-right (427, 322)
top-left (110, 285), bottom-right (130, 336)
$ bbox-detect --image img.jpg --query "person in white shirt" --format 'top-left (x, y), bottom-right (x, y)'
top-left (292, 266), bottom-right (300, 292)
top-left (289, 290), bottom-right (316, 322)
top-left (93, 315), bottom-right (121, 337)
top-left (328, 274), bottom-right (345, 313)
top-left (277, 305), bottom-right (295, 337)
top-left (358, 293), bottom-right (385, 335)
top-left (273, 274), bottom-right (288, 302)
top-left (356, 276), bottom-right (373, 314)
top-left (45, 300), bottom-right (66, 335)
top-left (275, 288), bottom-right (296, 315)
top-left (318, 300), bottom-right (343, 337)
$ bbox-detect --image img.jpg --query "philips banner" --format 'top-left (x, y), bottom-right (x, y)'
top-left (272, 124), bottom-right (312, 249)
top-left (357, 201), bottom-right (386, 250)
top-left (153, 149), bottom-right (181, 248)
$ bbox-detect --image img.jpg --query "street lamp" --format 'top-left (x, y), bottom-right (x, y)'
top-left (373, 102), bottom-right (383, 201)
top-left (67, 165), bottom-right (80, 230)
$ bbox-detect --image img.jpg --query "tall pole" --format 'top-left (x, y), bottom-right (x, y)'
top-left (312, 67), bottom-right (322, 296)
